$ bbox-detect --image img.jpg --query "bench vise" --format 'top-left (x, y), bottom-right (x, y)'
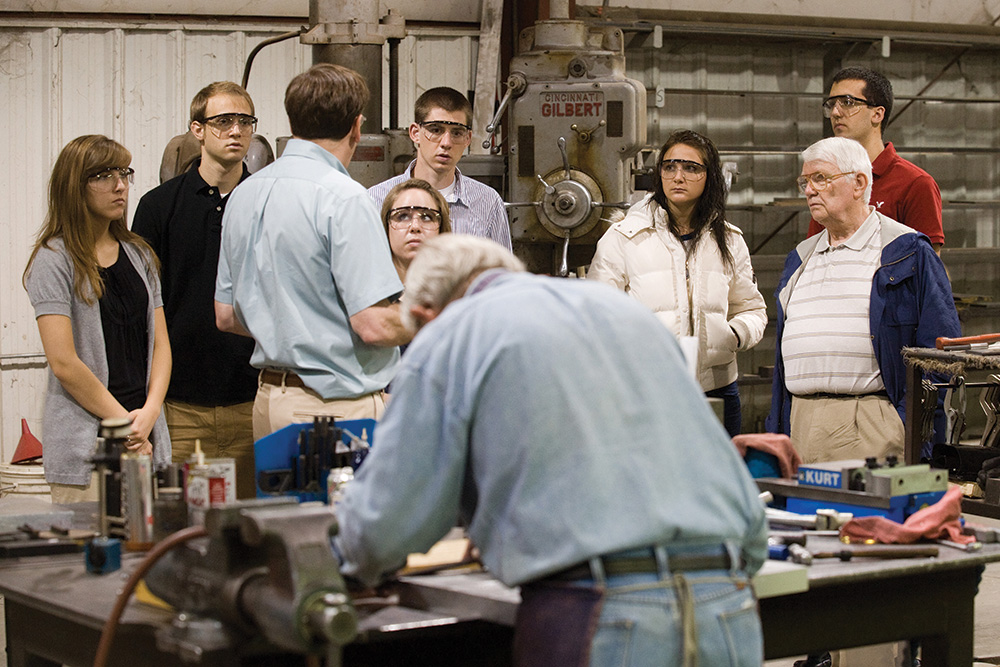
top-left (145, 498), bottom-right (357, 665)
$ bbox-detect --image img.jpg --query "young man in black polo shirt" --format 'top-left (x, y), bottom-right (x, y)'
top-left (133, 82), bottom-right (258, 498)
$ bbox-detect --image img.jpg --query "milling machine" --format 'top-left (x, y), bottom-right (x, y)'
top-left (491, 10), bottom-right (646, 274)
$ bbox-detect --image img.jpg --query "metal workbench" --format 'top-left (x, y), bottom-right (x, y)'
top-left (0, 534), bottom-right (997, 665)
top-left (902, 346), bottom-right (1000, 518)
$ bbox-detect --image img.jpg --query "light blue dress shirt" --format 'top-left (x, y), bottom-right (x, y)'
top-left (335, 271), bottom-right (767, 587)
top-left (368, 160), bottom-right (513, 250)
top-left (216, 139), bottom-right (403, 399)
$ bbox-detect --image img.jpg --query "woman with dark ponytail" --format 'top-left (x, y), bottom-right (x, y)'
top-left (589, 130), bottom-right (766, 436)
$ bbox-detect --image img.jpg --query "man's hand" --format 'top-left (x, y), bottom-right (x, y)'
top-left (350, 300), bottom-right (413, 347)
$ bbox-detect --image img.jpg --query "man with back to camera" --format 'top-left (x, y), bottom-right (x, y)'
top-left (367, 87), bottom-right (513, 250)
top-left (767, 136), bottom-right (959, 466)
top-left (334, 234), bottom-right (767, 667)
top-left (215, 64), bottom-right (410, 440)
top-left (806, 67), bottom-right (945, 253)
top-left (133, 81), bottom-right (258, 498)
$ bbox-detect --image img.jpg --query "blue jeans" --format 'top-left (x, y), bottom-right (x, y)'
top-left (705, 380), bottom-right (742, 437)
top-left (583, 545), bottom-right (762, 667)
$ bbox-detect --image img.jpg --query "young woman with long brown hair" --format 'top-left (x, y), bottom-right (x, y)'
top-left (24, 135), bottom-right (171, 502)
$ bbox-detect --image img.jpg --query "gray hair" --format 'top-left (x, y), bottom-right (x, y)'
top-left (400, 235), bottom-right (526, 331)
top-left (801, 137), bottom-right (873, 204)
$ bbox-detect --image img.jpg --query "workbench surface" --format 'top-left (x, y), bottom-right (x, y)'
top-left (0, 536), bottom-right (997, 665)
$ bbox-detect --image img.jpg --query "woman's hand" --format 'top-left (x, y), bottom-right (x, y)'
top-left (126, 438), bottom-right (154, 456)
top-left (128, 405), bottom-right (159, 446)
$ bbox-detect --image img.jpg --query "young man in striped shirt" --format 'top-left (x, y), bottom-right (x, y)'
top-left (368, 87), bottom-right (512, 250)
top-left (766, 136), bottom-right (959, 464)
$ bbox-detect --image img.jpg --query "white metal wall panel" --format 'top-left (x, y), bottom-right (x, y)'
top-left (1, 27), bottom-right (61, 461)
top-left (381, 28), bottom-right (478, 130)
top-left (0, 19), bottom-right (475, 461)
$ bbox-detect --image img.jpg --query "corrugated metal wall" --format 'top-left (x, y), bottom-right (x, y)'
top-left (628, 42), bottom-right (1000, 250)
top-left (0, 18), bottom-right (478, 460)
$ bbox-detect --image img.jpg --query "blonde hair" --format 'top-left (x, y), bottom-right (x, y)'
top-left (381, 178), bottom-right (453, 237)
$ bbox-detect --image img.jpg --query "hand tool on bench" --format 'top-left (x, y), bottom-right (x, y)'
top-left (936, 333), bottom-right (1000, 351)
top-left (787, 545), bottom-right (939, 565)
top-left (766, 507), bottom-right (853, 531)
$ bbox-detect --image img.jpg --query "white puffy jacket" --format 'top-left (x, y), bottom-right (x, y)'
top-left (588, 194), bottom-right (767, 391)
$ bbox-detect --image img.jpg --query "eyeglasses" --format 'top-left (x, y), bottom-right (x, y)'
top-left (197, 113), bottom-right (258, 134)
top-left (796, 171), bottom-right (855, 194)
top-left (388, 206), bottom-right (443, 230)
top-left (660, 159), bottom-right (707, 180)
top-left (87, 167), bottom-right (134, 190)
top-left (419, 121), bottom-right (471, 143)
top-left (821, 94), bottom-right (877, 118)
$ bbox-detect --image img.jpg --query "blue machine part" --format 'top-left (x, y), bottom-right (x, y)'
top-left (768, 543), bottom-right (789, 561)
top-left (797, 467), bottom-right (845, 489)
top-left (785, 489), bottom-right (946, 524)
top-left (254, 419), bottom-right (376, 502)
top-left (745, 449), bottom-right (782, 479)
top-left (85, 536), bottom-right (122, 575)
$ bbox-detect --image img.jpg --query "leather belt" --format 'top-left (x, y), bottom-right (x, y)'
top-left (546, 549), bottom-right (733, 582)
top-left (799, 390), bottom-right (889, 400)
top-left (259, 369), bottom-right (306, 388)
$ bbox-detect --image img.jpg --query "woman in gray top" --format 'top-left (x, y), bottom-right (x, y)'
top-left (24, 135), bottom-right (171, 502)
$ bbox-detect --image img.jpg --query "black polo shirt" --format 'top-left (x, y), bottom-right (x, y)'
top-left (133, 160), bottom-right (257, 406)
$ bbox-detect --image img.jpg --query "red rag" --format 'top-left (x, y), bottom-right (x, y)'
top-left (838, 486), bottom-right (973, 544)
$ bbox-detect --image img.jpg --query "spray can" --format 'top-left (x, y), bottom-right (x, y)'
top-left (121, 453), bottom-right (155, 550)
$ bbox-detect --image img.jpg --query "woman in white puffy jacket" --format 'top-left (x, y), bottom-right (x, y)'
top-left (589, 130), bottom-right (767, 436)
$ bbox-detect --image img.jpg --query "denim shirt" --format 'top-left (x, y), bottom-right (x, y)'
top-left (335, 271), bottom-right (767, 587)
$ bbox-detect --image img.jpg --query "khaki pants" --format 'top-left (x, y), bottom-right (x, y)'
top-left (49, 472), bottom-right (100, 504)
top-left (252, 379), bottom-right (386, 441)
top-left (790, 394), bottom-right (904, 464)
top-left (166, 399), bottom-right (256, 499)
top-left (791, 394), bottom-right (906, 666)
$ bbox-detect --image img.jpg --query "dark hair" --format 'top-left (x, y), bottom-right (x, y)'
top-left (381, 179), bottom-right (453, 237)
top-left (651, 130), bottom-right (733, 270)
top-left (24, 135), bottom-right (158, 304)
top-left (190, 81), bottom-right (255, 123)
top-left (831, 67), bottom-right (893, 134)
top-left (285, 64), bottom-right (369, 140)
top-left (414, 87), bottom-right (473, 126)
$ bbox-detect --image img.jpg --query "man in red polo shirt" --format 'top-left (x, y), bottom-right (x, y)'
top-left (807, 67), bottom-right (943, 254)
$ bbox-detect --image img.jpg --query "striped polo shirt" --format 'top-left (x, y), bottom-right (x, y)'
top-left (782, 210), bottom-right (885, 396)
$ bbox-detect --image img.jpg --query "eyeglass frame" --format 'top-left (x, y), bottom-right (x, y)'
top-left (195, 113), bottom-right (258, 134)
top-left (387, 206), bottom-right (443, 230)
top-left (418, 120), bottom-right (472, 143)
top-left (87, 167), bottom-right (135, 190)
top-left (796, 171), bottom-right (856, 194)
top-left (821, 94), bottom-right (879, 118)
top-left (660, 158), bottom-right (708, 181)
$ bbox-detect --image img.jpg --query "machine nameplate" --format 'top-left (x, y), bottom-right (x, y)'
top-left (799, 469), bottom-right (843, 488)
top-left (540, 91), bottom-right (604, 117)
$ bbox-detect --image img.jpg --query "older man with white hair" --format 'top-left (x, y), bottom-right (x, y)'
top-left (335, 235), bottom-right (768, 667)
top-left (766, 136), bottom-right (959, 464)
